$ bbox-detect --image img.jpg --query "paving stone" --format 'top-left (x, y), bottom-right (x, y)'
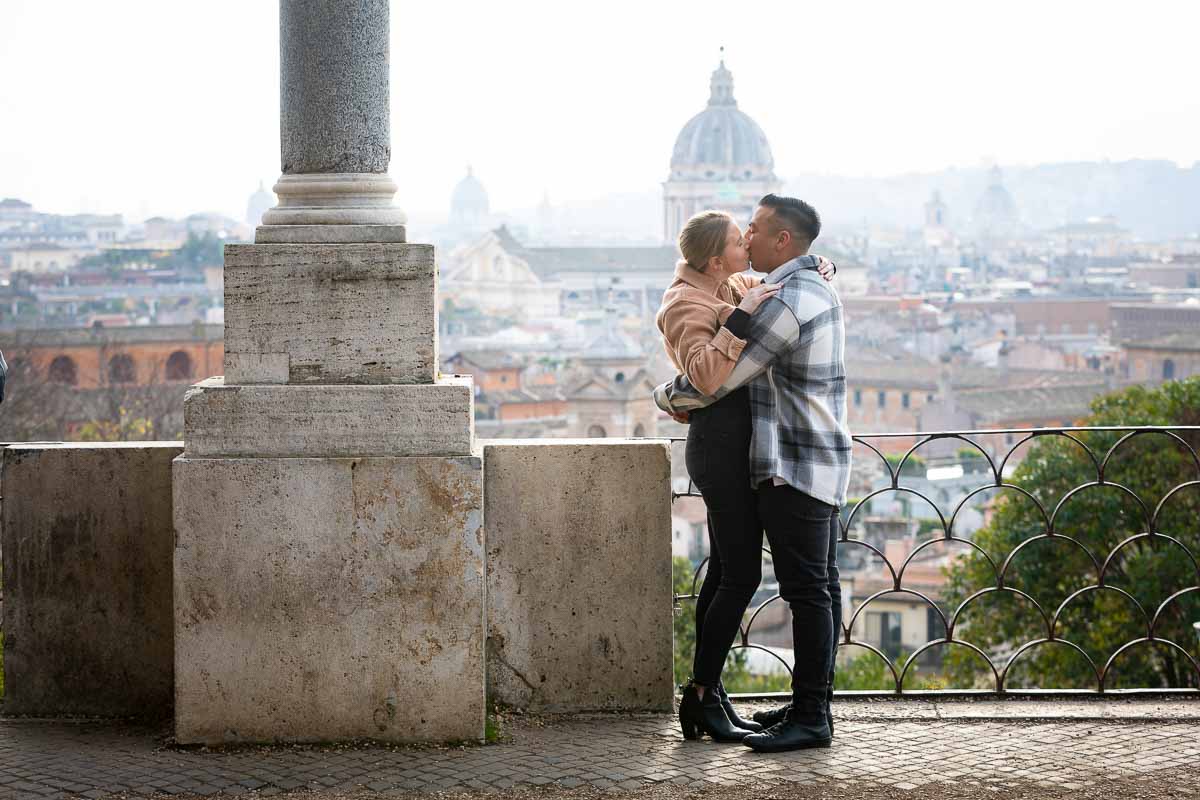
top-left (0, 703), bottom-right (1199, 796)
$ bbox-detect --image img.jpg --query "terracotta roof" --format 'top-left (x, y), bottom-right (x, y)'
top-left (485, 386), bottom-right (565, 404)
top-left (446, 350), bottom-right (523, 371)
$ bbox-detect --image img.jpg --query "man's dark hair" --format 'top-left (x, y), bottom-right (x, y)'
top-left (759, 194), bottom-right (821, 245)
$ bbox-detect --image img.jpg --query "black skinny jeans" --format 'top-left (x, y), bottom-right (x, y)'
top-left (686, 387), bottom-right (763, 687)
top-left (758, 483), bottom-right (842, 716)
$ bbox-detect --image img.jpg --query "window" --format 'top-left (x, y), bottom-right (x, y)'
top-left (901, 392), bottom-right (910, 409)
top-left (1163, 359), bottom-right (1176, 381)
top-left (866, 611), bottom-right (903, 659)
top-left (614, 371), bottom-right (625, 383)
top-left (586, 425), bottom-right (607, 438)
top-left (48, 355), bottom-right (78, 386)
top-left (854, 389), bottom-right (862, 407)
top-left (633, 423), bottom-right (646, 437)
top-left (877, 391), bottom-right (886, 409)
top-left (165, 350), bottom-right (193, 381)
top-left (926, 606), bottom-right (944, 642)
top-left (107, 354), bottom-right (135, 384)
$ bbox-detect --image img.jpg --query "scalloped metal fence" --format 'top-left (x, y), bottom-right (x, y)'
top-left (671, 426), bottom-right (1200, 695)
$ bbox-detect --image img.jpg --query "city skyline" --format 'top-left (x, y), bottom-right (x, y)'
top-left (2, 0), bottom-right (1199, 222)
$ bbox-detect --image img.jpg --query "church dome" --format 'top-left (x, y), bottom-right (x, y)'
top-left (669, 61), bottom-right (776, 182)
top-left (245, 181), bottom-right (274, 227)
top-left (451, 166), bottom-right (489, 227)
top-left (974, 166), bottom-right (1018, 229)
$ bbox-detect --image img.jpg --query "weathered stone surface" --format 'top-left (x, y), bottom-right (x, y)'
top-left (0, 442), bottom-right (179, 717)
top-left (173, 455), bottom-right (485, 744)
top-left (223, 243), bottom-right (436, 385)
top-left (279, 0), bottom-right (390, 175)
top-left (183, 376), bottom-right (473, 458)
top-left (482, 440), bottom-right (673, 712)
top-left (256, 223), bottom-right (406, 244)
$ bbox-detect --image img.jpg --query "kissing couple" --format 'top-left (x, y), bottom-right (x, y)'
top-left (654, 194), bottom-right (852, 753)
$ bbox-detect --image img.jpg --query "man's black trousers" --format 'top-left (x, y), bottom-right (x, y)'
top-left (758, 482), bottom-right (842, 716)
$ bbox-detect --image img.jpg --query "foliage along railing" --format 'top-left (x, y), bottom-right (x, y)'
top-left (671, 426), bottom-right (1200, 695)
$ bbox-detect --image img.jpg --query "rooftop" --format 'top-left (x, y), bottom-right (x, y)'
top-left (1123, 332), bottom-right (1200, 352)
top-left (494, 226), bottom-right (678, 278)
top-left (847, 355), bottom-right (1103, 392)
top-left (0, 322), bottom-right (223, 348)
top-left (953, 382), bottom-right (1109, 425)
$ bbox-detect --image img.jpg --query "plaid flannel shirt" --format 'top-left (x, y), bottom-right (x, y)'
top-left (653, 255), bottom-right (852, 506)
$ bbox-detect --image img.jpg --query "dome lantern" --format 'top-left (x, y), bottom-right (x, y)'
top-left (708, 59), bottom-right (736, 107)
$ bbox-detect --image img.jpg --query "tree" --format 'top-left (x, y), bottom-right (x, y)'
top-left (884, 452), bottom-right (927, 478)
top-left (0, 335), bottom-right (76, 441)
top-left (943, 377), bottom-right (1200, 690)
top-left (166, 232), bottom-right (225, 271)
top-left (0, 332), bottom-right (186, 443)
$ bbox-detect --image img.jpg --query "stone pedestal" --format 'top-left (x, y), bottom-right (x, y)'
top-left (223, 244), bottom-right (436, 385)
top-left (174, 455), bottom-right (483, 744)
top-left (183, 376), bottom-right (473, 458)
top-left (174, 241), bottom-right (483, 744)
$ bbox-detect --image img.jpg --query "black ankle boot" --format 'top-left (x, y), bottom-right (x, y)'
top-left (743, 708), bottom-right (831, 753)
top-left (715, 682), bottom-right (762, 732)
top-left (678, 682), bottom-right (754, 743)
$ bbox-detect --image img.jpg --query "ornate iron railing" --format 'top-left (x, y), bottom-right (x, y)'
top-left (671, 426), bottom-right (1200, 696)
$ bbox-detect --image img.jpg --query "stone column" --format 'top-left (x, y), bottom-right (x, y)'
top-left (173, 0), bottom-right (483, 745)
top-left (257, 0), bottom-right (407, 244)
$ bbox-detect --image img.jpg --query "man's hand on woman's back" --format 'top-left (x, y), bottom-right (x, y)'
top-left (815, 256), bottom-right (836, 282)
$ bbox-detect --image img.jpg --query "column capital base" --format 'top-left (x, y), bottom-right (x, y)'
top-left (259, 172), bottom-right (406, 243)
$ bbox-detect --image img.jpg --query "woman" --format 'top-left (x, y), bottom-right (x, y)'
top-left (656, 210), bottom-right (832, 742)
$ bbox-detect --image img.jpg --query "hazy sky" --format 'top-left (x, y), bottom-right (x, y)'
top-left (2, 0), bottom-right (1198, 222)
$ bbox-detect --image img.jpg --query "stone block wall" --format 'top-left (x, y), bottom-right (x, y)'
top-left (482, 439), bottom-right (674, 712)
top-left (0, 442), bottom-right (179, 717)
top-left (0, 439), bottom-right (675, 724)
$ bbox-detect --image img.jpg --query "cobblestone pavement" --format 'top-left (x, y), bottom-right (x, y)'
top-left (0, 700), bottom-right (1197, 799)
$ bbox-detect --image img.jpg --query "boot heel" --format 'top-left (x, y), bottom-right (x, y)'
top-left (680, 717), bottom-right (699, 740)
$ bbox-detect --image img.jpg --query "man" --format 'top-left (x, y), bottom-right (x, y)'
top-left (654, 194), bottom-right (850, 752)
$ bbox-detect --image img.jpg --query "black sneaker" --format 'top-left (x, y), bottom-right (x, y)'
top-left (751, 703), bottom-right (790, 727)
top-left (742, 712), bottom-right (831, 753)
top-left (753, 702), bottom-right (834, 737)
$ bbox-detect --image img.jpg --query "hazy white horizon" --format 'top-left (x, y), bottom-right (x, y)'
top-left (2, 0), bottom-right (1198, 223)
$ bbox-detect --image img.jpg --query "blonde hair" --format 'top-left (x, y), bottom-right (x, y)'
top-left (678, 210), bottom-right (734, 273)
